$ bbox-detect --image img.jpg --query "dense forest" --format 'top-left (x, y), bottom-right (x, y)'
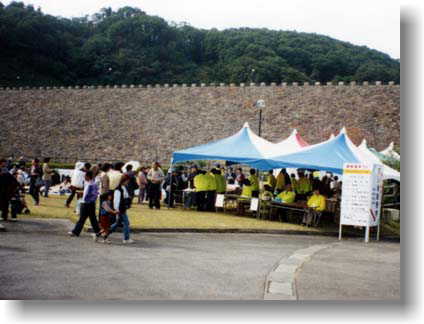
top-left (0, 2), bottom-right (400, 87)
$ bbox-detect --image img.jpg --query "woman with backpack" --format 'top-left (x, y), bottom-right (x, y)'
top-left (108, 175), bottom-right (134, 244)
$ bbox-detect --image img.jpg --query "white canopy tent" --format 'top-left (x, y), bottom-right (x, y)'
top-left (380, 142), bottom-right (400, 161)
top-left (359, 140), bottom-right (400, 181)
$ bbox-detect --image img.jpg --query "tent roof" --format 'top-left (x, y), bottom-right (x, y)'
top-left (380, 142), bottom-right (400, 161)
top-left (267, 130), bottom-right (360, 174)
top-left (270, 130), bottom-right (309, 157)
top-left (359, 140), bottom-right (400, 181)
top-left (172, 122), bottom-right (274, 169)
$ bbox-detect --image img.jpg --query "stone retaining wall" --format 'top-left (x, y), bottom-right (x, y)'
top-left (0, 82), bottom-right (400, 164)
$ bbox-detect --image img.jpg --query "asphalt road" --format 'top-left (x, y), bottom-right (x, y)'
top-left (295, 240), bottom-right (401, 300)
top-left (0, 219), bottom-right (400, 300)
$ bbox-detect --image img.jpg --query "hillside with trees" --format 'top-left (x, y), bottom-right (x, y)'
top-left (0, 2), bottom-right (400, 87)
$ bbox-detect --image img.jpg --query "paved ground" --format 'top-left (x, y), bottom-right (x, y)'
top-left (296, 240), bottom-right (401, 300)
top-left (0, 219), bottom-right (400, 300)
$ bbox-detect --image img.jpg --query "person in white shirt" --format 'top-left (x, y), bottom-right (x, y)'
top-left (147, 162), bottom-right (164, 209)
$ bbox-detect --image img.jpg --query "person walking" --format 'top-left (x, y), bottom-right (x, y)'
top-left (109, 175), bottom-right (134, 244)
top-left (42, 157), bottom-right (53, 197)
top-left (66, 162), bottom-right (91, 208)
top-left (68, 170), bottom-right (102, 240)
top-left (147, 162), bottom-right (164, 209)
top-left (124, 164), bottom-right (138, 208)
top-left (29, 159), bottom-right (43, 205)
top-left (98, 191), bottom-right (119, 243)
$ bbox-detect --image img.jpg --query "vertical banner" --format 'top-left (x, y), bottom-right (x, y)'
top-left (339, 163), bottom-right (383, 242)
top-left (369, 164), bottom-right (384, 227)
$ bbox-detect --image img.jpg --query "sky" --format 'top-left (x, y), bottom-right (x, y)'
top-left (2, 0), bottom-right (400, 58)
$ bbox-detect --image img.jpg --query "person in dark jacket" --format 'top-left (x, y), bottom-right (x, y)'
top-left (108, 175), bottom-right (134, 244)
top-left (164, 169), bottom-right (179, 208)
top-left (29, 159), bottom-right (43, 205)
top-left (0, 165), bottom-right (19, 221)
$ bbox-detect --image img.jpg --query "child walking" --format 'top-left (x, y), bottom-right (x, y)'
top-left (98, 191), bottom-right (119, 243)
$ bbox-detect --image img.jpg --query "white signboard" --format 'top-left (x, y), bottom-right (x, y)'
top-left (339, 163), bottom-right (384, 242)
top-left (340, 164), bottom-right (373, 226)
top-left (250, 198), bottom-right (259, 211)
top-left (215, 194), bottom-right (225, 208)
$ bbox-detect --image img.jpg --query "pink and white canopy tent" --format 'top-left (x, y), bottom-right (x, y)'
top-left (272, 129), bottom-right (309, 156)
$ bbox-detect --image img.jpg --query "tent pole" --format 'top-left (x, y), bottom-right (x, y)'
top-left (168, 161), bottom-right (173, 209)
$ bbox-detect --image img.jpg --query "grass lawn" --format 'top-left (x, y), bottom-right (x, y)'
top-left (19, 194), bottom-right (399, 237)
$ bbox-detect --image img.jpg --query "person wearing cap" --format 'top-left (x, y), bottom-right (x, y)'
top-left (66, 162), bottom-right (91, 208)
top-left (194, 170), bottom-right (208, 211)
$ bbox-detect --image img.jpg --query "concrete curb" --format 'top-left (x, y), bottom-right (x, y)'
top-left (263, 243), bottom-right (335, 300)
top-left (0, 224), bottom-right (5, 232)
top-left (84, 227), bottom-right (399, 241)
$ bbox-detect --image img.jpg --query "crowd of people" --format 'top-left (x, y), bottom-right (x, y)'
top-left (0, 156), bottom-right (344, 234)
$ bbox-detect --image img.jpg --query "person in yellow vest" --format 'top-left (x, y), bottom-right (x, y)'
top-left (296, 170), bottom-right (312, 200)
top-left (194, 170), bottom-right (208, 211)
top-left (267, 170), bottom-right (277, 192)
top-left (237, 178), bottom-right (252, 215)
top-left (275, 170), bottom-right (286, 193)
top-left (302, 188), bottom-right (326, 227)
top-left (205, 169), bottom-right (217, 211)
top-left (276, 184), bottom-right (296, 204)
top-left (248, 169), bottom-right (259, 198)
top-left (260, 184), bottom-right (274, 201)
top-left (213, 169), bottom-right (226, 194)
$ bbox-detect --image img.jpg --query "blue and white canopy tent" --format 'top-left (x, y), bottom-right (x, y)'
top-left (266, 129), bottom-right (361, 175)
top-left (171, 122), bottom-right (276, 170)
